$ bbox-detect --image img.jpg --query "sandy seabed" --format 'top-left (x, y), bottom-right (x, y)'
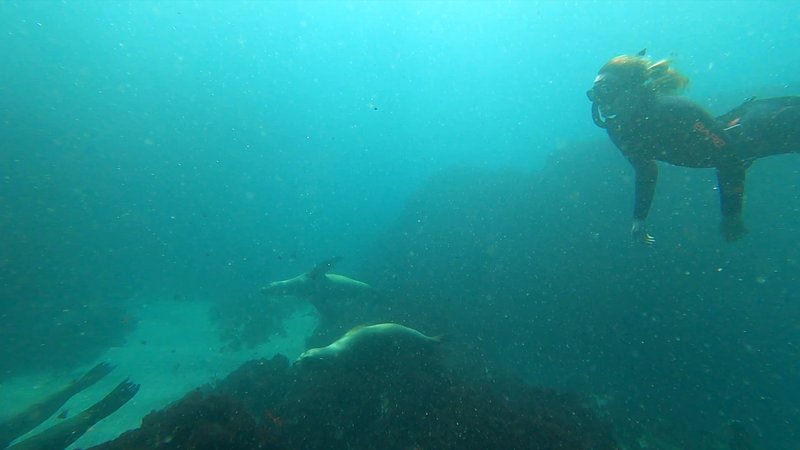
top-left (0, 298), bottom-right (316, 449)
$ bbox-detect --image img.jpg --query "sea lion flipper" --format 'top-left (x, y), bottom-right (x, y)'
top-left (308, 256), bottom-right (343, 279)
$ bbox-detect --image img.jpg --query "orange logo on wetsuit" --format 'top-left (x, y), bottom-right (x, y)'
top-left (693, 120), bottom-right (726, 149)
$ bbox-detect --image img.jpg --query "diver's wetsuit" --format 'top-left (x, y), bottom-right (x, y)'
top-left (604, 95), bottom-right (800, 221)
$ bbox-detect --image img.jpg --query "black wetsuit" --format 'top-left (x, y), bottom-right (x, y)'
top-left (604, 95), bottom-right (800, 221)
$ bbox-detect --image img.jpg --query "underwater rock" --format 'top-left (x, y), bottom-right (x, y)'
top-left (93, 332), bottom-right (618, 450)
top-left (97, 323), bottom-right (618, 450)
top-left (88, 390), bottom-right (277, 450)
top-left (277, 346), bottom-right (617, 450)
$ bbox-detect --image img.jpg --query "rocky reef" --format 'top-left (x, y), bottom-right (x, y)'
top-left (91, 330), bottom-right (618, 450)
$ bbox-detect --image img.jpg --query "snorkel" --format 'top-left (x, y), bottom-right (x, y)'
top-left (589, 93), bottom-right (609, 129)
top-left (587, 75), bottom-right (616, 129)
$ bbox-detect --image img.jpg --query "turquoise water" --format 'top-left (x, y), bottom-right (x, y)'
top-left (1, 1), bottom-right (799, 448)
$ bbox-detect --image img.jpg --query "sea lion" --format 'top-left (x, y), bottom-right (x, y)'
top-left (296, 323), bottom-right (440, 365)
top-left (261, 257), bottom-right (372, 300)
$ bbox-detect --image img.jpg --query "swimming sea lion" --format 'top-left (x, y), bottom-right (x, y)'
top-left (261, 257), bottom-right (372, 302)
top-left (296, 323), bottom-right (440, 365)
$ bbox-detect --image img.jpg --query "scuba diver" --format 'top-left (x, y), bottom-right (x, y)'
top-left (1, 362), bottom-right (139, 450)
top-left (587, 50), bottom-right (800, 243)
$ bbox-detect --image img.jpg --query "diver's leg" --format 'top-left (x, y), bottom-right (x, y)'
top-left (735, 97), bottom-right (800, 158)
top-left (6, 379), bottom-right (139, 450)
top-left (0, 363), bottom-right (114, 447)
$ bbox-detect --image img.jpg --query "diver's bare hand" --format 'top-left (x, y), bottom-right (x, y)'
top-left (631, 220), bottom-right (655, 245)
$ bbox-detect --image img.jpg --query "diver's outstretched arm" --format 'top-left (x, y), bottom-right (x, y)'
top-left (6, 379), bottom-right (139, 450)
top-left (630, 159), bottom-right (658, 245)
top-left (0, 362), bottom-right (114, 448)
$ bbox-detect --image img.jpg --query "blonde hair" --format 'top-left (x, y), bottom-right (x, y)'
top-left (600, 54), bottom-right (689, 96)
